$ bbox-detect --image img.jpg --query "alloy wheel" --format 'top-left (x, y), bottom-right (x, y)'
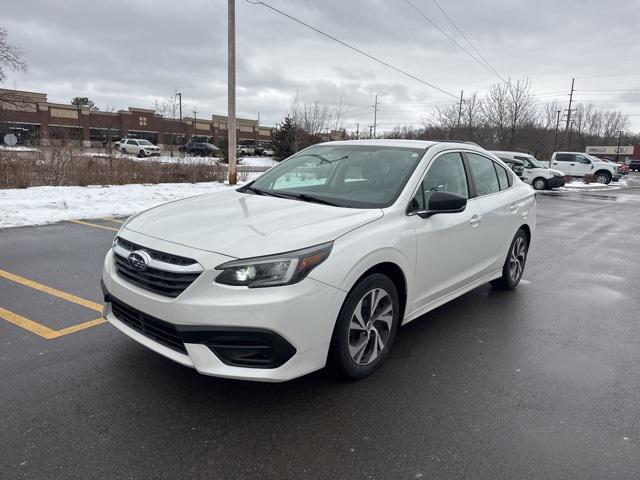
top-left (596, 174), bottom-right (609, 184)
top-left (348, 288), bottom-right (393, 366)
top-left (509, 236), bottom-right (527, 282)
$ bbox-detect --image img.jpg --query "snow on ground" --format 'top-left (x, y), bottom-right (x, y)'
top-left (239, 156), bottom-right (278, 167)
top-left (0, 145), bottom-right (39, 152)
top-left (0, 180), bottom-right (261, 229)
top-left (560, 178), bottom-right (627, 191)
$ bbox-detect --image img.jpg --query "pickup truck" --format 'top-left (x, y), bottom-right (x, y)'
top-left (550, 152), bottom-right (619, 184)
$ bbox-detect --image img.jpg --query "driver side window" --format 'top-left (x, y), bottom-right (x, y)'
top-left (411, 152), bottom-right (468, 210)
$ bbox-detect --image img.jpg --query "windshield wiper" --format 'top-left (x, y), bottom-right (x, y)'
top-left (272, 191), bottom-right (343, 207)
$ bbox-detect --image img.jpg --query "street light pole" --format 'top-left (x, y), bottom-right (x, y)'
top-left (615, 130), bottom-right (622, 163)
top-left (228, 0), bottom-right (237, 185)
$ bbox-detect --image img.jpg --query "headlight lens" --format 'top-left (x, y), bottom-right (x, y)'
top-left (215, 242), bottom-right (333, 287)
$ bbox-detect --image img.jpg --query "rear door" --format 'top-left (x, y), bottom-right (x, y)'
top-left (552, 153), bottom-right (576, 175)
top-left (464, 152), bottom-right (522, 274)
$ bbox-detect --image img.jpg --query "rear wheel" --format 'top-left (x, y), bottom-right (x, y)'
top-left (121, 148), bottom-right (127, 154)
top-left (594, 171), bottom-right (611, 184)
top-left (490, 229), bottom-right (529, 290)
top-left (532, 177), bottom-right (547, 190)
top-left (328, 273), bottom-right (400, 379)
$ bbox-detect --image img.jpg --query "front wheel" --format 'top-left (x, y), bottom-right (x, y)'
top-left (138, 150), bottom-right (146, 158)
top-left (490, 229), bottom-right (529, 290)
top-left (595, 171), bottom-right (611, 184)
top-left (328, 274), bottom-right (400, 379)
top-left (532, 177), bottom-right (547, 190)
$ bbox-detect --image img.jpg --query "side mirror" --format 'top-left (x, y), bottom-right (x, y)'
top-left (408, 191), bottom-right (467, 218)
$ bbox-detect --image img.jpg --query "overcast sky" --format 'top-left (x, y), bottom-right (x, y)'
top-left (3, 0), bottom-right (640, 132)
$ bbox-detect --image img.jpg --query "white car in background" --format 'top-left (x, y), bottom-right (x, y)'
top-left (101, 140), bottom-right (535, 382)
top-left (491, 151), bottom-right (565, 190)
top-left (115, 139), bottom-right (161, 158)
top-left (550, 152), bottom-right (620, 184)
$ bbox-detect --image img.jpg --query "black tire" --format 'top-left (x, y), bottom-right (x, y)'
top-left (121, 148), bottom-right (127, 154)
top-left (490, 229), bottom-right (529, 290)
top-left (328, 273), bottom-right (400, 379)
top-left (594, 171), bottom-right (611, 184)
top-left (138, 150), bottom-right (146, 158)
top-left (532, 177), bottom-right (547, 190)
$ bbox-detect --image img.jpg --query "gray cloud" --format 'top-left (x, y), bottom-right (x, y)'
top-left (3, 0), bottom-right (640, 131)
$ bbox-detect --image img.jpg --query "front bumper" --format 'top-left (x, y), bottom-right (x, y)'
top-left (547, 176), bottom-right (565, 188)
top-left (145, 150), bottom-right (161, 157)
top-left (101, 232), bottom-right (346, 382)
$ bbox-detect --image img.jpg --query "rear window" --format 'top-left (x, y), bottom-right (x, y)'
top-left (555, 153), bottom-right (573, 162)
top-left (467, 153), bottom-right (501, 196)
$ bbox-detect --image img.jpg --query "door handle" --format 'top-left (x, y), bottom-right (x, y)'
top-left (570, 163), bottom-right (575, 166)
top-left (510, 203), bottom-right (519, 213)
top-left (470, 215), bottom-right (482, 227)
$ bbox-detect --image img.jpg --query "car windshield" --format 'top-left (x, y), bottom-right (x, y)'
top-left (138, 140), bottom-right (153, 146)
top-left (519, 155), bottom-right (544, 168)
top-left (587, 154), bottom-right (605, 162)
top-left (244, 144), bottom-right (425, 208)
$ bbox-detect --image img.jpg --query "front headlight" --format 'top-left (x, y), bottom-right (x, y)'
top-left (215, 242), bottom-right (333, 288)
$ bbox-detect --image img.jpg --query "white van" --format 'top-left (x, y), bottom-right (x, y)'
top-left (490, 151), bottom-right (565, 190)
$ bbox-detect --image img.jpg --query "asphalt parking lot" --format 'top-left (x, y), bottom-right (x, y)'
top-left (2, 176), bottom-right (640, 479)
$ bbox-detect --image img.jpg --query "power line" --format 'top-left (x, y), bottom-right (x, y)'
top-left (430, 0), bottom-right (505, 82)
top-left (403, 0), bottom-right (506, 83)
top-left (246, 0), bottom-right (459, 99)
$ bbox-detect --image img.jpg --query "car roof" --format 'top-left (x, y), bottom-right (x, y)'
top-left (490, 150), bottom-right (534, 157)
top-left (319, 139), bottom-right (488, 153)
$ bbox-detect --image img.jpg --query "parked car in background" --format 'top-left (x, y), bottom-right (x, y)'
top-left (237, 145), bottom-right (255, 156)
top-left (101, 140), bottom-right (536, 382)
top-left (183, 141), bottom-right (220, 157)
top-left (496, 156), bottom-right (524, 178)
top-left (491, 151), bottom-right (565, 190)
top-left (624, 158), bottom-right (640, 172)
top-left (550, 152), bottom-right (620, 184)
top-left (262, 148), bottom-right (275, 156)
top-left (115, 139), bottom-right (161, 158)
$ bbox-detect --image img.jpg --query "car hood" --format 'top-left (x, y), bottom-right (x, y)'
top-left (123, 189), bottom-right (383, 258)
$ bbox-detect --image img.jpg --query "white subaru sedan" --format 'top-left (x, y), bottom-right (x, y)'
top-left (101, 140), bottom-right (535, 382)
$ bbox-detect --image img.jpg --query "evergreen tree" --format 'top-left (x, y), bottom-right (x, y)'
top-left (273, 115), bottom-right (298, 161)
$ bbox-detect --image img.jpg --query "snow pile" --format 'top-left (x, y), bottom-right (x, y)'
top-left (0, 145), bottom-right (39, 152)
top-left (239, 156), bottom-right (278, 167)
top-left (561, 178), bottom-right (627, 191)
top-left (1, 182), bottom-right (230, 228)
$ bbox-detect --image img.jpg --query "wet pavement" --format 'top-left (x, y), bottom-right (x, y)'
top-left (1, 175), bottom-right (640, 479)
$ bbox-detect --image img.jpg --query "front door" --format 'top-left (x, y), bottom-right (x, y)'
top-left (409, 151), bottom-right (484, 311)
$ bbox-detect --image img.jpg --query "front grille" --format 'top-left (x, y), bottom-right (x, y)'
top-left (116, 237), bottom-right (196, 266)
top-left (113, 253), bottom-right (201, 298)
top-left (111, 298), bottom-right (186, 354)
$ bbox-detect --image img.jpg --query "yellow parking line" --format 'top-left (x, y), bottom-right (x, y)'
top-left (0, 306), bottom-right (58, 339)
top-left (98, 217), bottom-right (124, 225)
top-left (0, 268), bottom-right (103, 312)
top-left (68, 220), bottom-right (119, 232)
top-left (0, 306), bottom-right (105, 339)
top-left (53, 318), bottom-right (107, 337)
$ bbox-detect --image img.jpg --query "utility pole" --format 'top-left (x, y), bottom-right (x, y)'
top-left (369, 125), bottom-right (373, 139)
top-left (355, 123), bottom-right (359, 140)
top-left (372, 95), bottom-right (378, 138)
top-left (553, 109), bottom-right (561, 152)
top-left (564, 77), bottom-right (575, 132)
top-left (228, 0), bottom-right (237, 185)
top-left (456, 90), bottom-right (464, 131)
top-left (615, 130), bottom-right (622, 162)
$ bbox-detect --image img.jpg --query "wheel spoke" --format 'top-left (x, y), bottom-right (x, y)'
top-left (349, 336), bottom-right (369, 363)
top-left (352, 299), bottom-right (367, 330)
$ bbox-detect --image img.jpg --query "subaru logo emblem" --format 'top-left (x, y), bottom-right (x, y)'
top-left (127, 250), bottom-right (151, 271)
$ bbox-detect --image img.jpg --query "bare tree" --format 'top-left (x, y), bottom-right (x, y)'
top-left (506, 78), bottom-right (536, 147)
top-left (0, 27), bottom-right (27, 82)
top-left (154, 94), bottom-right (181, 155)
top-left (482, 82), bottom-right (509, 146)
top-left (462, 92), bottom-right (483, 140)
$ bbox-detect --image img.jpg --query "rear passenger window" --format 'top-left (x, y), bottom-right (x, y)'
top-left (494, 163), bottom-right (510, 190)
top-left (555, 154), bottom-right (572, 162)
top-left (466, 153), bottom-right (500, 196)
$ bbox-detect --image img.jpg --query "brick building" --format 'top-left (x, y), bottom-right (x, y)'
top-left (0, 88), bottom-right (273, 149)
